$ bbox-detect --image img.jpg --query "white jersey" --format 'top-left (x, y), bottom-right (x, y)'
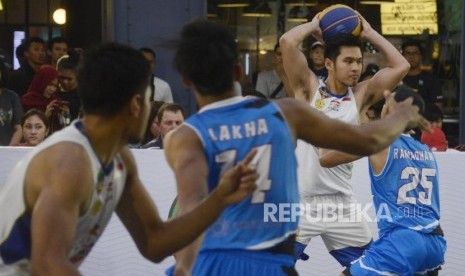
top-left (0, 121), bottom-right (127, 275)
top-left (297, 80), bottom-right (360, 197)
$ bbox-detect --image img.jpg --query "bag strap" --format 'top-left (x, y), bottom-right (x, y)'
top-left (270, 82), bottom-right (283, 99)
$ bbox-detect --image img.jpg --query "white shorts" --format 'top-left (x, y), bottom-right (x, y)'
top-left (297, 194), bottom-right (372, 251)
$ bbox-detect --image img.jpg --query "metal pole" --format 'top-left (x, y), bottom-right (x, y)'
top-left (460, 0), bottom-right (465, 144)
top-left (256, 17), bottom-right (260, 72)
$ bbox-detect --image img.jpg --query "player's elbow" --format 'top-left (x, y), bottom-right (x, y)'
top-left (399, 59), bottom-right (410, 75)
top-left (143, 245), bottom-right (168, 263)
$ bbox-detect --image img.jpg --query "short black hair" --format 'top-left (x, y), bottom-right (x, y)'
top-left (25, 37), bottom-right (45, 51)
top-left (394, 85), bottom-right (425, 114)
top-left (57, 48), bottom-right (81, 72)
top-left (139, 47), bottom-right (156, 60)
top-left (324, 33), bottom-right (361, 62)
top-left (401, 40), bottom-right (424, 56)
top-left (78, 43), bottom-right (151, 116)
top-left (175, 19), bottom-right (238, 96)
top-left (48, 36), bottom-right (68, 51)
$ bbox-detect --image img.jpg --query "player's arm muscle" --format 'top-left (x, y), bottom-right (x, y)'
top-left (28, 143), bottom-right (92, 276)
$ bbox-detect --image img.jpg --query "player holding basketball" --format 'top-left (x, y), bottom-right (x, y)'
top-left (280, 11), bottom-right (411, 266)
top-left (0, 43), bottom-right (260, 275)
top-left (344, 87), bottom-right (446, 276)
top-left (165, 20), bottom-right (428, 276)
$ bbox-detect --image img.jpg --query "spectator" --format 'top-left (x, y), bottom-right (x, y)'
top-left (401, 40), bottom-right (443, 109)
top-left (255, 43), bottom-right (290, 99)
top-left (139, 47), bottom-right (174, 103)
top-left (48, 36), bottom-right (69, 68)
top-left (56, 49), bottom-right (81, 120)
top-left (140, 103), bottom-right (184, 149)
top-left (16, 109), bottom-right (49, 147)
top-left (307, 41), bottom-right (327, 80)
top-left (15, 43), bottom-right (27, 68)
top-left (0, 55), bottom-right (23, 146)
top-left (7, 37), bottom-right (47, 96)
top-left (21, 66), bottom-right (69, 135)
top-left (139, 100), bottom-right (165, 147)
top-left (421, 103), bottom-right (447, 151)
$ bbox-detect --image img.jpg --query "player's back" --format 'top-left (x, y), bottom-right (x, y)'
top-left (185, 96), bottom-right (298, 251)
top-left (0, 121), bottom-right (126, 274)
top-left (369, 134), bottom-right (441, 236)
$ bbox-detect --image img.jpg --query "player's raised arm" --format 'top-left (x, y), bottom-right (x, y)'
top-left (278, 94), bottom-right (426, 156)
top-left (280, 15), bottom-right (321, 102)
top-left (29, 143), bottom-right (93, 276)
top-left (356, 13), bottom-right (410, 109)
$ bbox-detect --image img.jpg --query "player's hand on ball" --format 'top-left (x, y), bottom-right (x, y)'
top-left (356, 11), bottom-right (373, 39)
top-left (215, 149), bottom-right (259, 206)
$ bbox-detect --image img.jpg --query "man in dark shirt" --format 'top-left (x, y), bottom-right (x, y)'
top-left (7, 37), bottom-right (46, 96)
top-left (401, 40), bottom-right (443, 109)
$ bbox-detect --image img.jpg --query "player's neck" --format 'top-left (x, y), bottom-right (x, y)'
top-left (195, 89), bottom-right (239, 109)
top-left (80, 115), bottom-right (125, 167)
top-left (325, 77), bottom-right (348, 95)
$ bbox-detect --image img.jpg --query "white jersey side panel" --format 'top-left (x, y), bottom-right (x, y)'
top-left (0, 121), bottom-right (127, 273)
top-left (297, 80), bottom-right (360, 197)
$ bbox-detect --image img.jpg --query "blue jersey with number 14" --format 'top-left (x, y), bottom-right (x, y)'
top-left (185, 96), bottom-right (299, 251)
top-left (369, 134), bottom-right (441, 236)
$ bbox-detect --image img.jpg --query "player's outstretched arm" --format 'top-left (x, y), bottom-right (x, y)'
top-left (356, 12), bottom-right (410, 108)
top-left (116, 139), bottom-right (257, 266)
top-left (278, 95), bottom-right (427, 156)
top-left (279, 14), bottom-right (321, 102)
top-left (29, 143), bottom-right (94, 276)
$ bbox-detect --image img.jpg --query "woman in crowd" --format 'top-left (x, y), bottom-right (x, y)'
top-left (21, 65), bottom-right (69, 135)
top-left (15, 109), bottom-right (49, 146)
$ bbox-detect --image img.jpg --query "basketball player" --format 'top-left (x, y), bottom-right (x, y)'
top-left (280, 13), bottom-right (411, 266)
top-left (0, 43), bottom-right (260, 275)
top-left (344, 87), bottom-right (446, 276)
top-left (165, 20), bottom-right (427, 275)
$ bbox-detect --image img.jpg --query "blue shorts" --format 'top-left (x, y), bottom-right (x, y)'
top-left (349, 228), bottom-right (446, 276)
top-left (167, 249), bottom-right (296, 276)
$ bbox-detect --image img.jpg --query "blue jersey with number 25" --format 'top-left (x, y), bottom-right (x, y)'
top-left (369, 134), bottom-right (441, 237)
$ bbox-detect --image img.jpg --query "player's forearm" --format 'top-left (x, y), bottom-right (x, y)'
top-left (319, 149), bottom-right (362, 168)
top-left (144, 191), bottom-right (224, 262)
top-left (280, 21), bottom-right (318, 47)
top-left (361, 110), bottom-right (413, 153)
top-left (365, 29), bottom-right (409, 73)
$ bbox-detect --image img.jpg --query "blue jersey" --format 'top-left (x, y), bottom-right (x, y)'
top-left (185, 96), bottom-right (299, 251)
top-left (369, 134), bottom-right (440, 236)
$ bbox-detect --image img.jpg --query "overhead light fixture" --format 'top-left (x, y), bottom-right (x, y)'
top-left (243, 0), bottom-right (272, 17)
top-left (0, 0), bottom-right (3, 11)
top-left (360, 0), bottom-right (394, 5)
top-left (52, 8), bottom-right (67, 25)
top-left (286, 0), bottom-right (318, 6)
top-left (288, 6), bottom-right (310, 22)
top-left (217, 0), bottom-right (249, 8)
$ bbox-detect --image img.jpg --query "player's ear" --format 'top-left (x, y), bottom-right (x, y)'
top-left (129, 93), bottom-right (142, 118)
top-left (325, 58), bottom-right (333, 70)
top-left (181, 74), bottom-right (193, 88)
